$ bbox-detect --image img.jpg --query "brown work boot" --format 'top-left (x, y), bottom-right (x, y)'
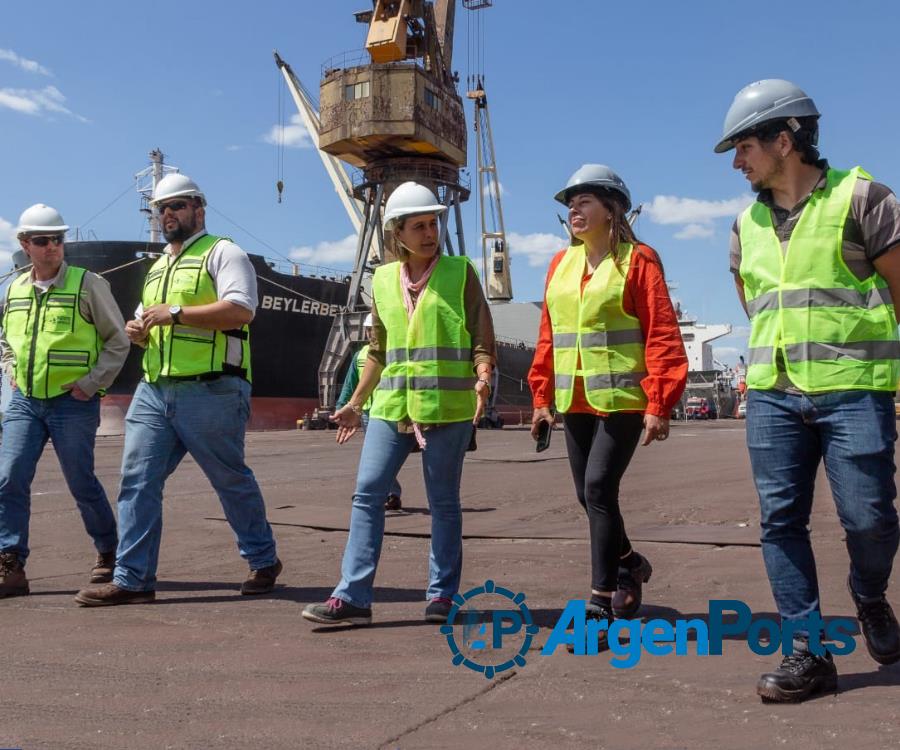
top-left (0, 551), bottom-right (29, 599)
top-left (612, 552), bottom-right (653, 618)
top-left (241, 558), bottom-right (283, 595)
top-left (90, 551), bottom-right (116, 584)
top-left (385, 493), bottom-right (402, 511)
top-left (74, 583), bottom-right (155, 607)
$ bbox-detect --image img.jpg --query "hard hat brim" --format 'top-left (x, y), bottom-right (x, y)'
top-left (384, 204), bottom-right (447, 230)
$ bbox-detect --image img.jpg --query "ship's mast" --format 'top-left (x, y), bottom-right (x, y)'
top-left (135, 149), bottom-right (178, 243)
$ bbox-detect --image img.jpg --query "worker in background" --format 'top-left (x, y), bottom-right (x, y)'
top-left (716, 79), bottom-right (900, 702)
top-left (0, 204), bottom-right (129, 598)
top-left (528, 165), bottom-right (688, 648)
top-left (302, 181), bottom-right (496, 626)
top-left (74, 173), bottom-right (282, 606)
top-left (336, 312), bottom-right (403, 510)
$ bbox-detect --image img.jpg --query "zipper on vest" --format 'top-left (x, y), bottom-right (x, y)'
top-left (25, 289), bottom-right (47, 396)
top-left (157, 254), bottom-right (180, 376)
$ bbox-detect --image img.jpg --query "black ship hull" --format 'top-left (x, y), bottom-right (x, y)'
top-left (60, 241), bottom-right (535, 430)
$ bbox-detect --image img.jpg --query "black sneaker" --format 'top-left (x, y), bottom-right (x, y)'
top-left (301, 597), bottom-right (372, 626)
top-left (756, 650), bottom-right (837, 703)
top-left (425, 597), bottom-right (453, 623)
top-left (567, 602), bottom-right (613, 653)
top-left (848, 577), bottom-right (900, 665)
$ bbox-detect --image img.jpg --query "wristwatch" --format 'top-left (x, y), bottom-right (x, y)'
top-left (168, 304), bottom-right (182, 325)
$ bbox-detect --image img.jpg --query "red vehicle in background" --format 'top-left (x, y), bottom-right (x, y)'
top-left (685, 396), bottom-right (716, 420)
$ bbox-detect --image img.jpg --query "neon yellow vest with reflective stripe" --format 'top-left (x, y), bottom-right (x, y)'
top-left (2, 266), bottom-right (101, 399)
top-left (545, 243), bottom-right (648, 413)
top-left (369, 256), bottom-right (476, 423)
top-left (355, 344), bottom-right (373, 411)
top-left (739, 167), bottom-right (899, 392)
top-left (141, 234), bottom-right (252, 383)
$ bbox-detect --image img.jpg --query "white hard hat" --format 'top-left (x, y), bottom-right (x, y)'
top-left (17, 203), bottom-right (69, 236)
top-left (383, 181), bottom-right (446, 231)
top-left (363, 313), bottom-right (373, 328)
top-left (150, 173), bottom-right (207, 206)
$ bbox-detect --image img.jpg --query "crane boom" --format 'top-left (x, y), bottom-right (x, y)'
top-left (273, 51), bottom-right (364, 234)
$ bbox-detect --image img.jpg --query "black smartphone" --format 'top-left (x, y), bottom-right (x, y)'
top-left (535, 419), bottom-right (552, 453)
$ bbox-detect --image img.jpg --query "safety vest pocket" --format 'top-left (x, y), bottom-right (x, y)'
top-left (43, 295), bottom-right (76, 333)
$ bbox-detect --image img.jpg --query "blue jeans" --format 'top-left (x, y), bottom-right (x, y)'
top-left (332, 418), bottom-right (472, 608)
top-left (0, 390), bottom-right (117, 561)
top-left (361, 412), bottom-right (402, 499)
top-left (747, 389), bottom-right (899, 630)
top-left (114, 377), bottom-right (277, 591)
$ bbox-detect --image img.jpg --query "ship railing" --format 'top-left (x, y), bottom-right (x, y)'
top-left (261, 257), bottom-right (352, 283)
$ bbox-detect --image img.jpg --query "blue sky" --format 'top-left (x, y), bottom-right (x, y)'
top-left (2, 0), bottom-right (899, 364)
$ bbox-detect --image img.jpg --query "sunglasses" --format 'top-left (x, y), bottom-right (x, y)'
top-left (157, 200), bottom-right (191, 214)
top-left (28, 235), bottom-right (64, 247)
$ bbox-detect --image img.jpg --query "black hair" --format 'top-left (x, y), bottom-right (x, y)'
top-left (750, 116), bottom-right (820, 165)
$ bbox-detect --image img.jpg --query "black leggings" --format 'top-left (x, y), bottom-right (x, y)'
top-left (563, 412), bottom-right (644, 592)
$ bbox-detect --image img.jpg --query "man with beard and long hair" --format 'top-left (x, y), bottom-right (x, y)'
top-left (716, 79), bottom-right (900, 702)
top-left (74, 174), bottom-right (281, 606)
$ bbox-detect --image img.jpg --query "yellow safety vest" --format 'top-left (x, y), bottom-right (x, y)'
top-left (740, 167), bottom-right (899, 392)
top-left (545, 243), bottom-right (648, 413)
top-left (2, 265), bottom-right (100, 399)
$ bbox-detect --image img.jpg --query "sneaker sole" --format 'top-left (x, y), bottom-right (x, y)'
top-left (756, 673), bottom-right (838, 703)
top-left (425, 613), bottom-right (449, 623)
top-left (240, 585), bottom-right (277, 596)
top-left (90, 574), bottom-right (114, 584)
top-left (301, 610), bottom-right (372, 626)
top-left (74, 592), bottom-right (156, 607)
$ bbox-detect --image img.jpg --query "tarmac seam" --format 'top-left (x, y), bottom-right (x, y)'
top-left (377, 670), bottom-right (518, 749)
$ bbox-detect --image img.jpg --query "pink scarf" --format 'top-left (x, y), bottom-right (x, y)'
top-left (399, 254), bottom-right (440, 449)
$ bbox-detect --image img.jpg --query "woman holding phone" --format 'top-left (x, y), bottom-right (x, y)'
top-left (529, 164), bottom-right (687, 641)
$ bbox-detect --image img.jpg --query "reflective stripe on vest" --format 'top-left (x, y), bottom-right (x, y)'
top-left (369, 256), bottom-right (476, 424)
top-left (1, 266), bottom-right (100, 399)
top-left (545, 242), bottom-right (648, 413)
top-left (739, 167), bottom-right (899, 392)
top-left (141, 234), bottom-right (252, 382)
top-left (355, 344), bottom-right (373, 411)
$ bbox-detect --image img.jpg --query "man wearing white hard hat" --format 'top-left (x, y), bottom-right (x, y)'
top-left (74, 173), bottom-right (281, 606)
top-left (335, 312), bottom-right (403, 510)
top-left (0, 204), bottom-right (129, 598)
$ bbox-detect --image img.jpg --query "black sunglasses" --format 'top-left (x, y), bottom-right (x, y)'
top-left (28, 235), bottom-right (64, 247)
top-left (157, 200), bottom-right (191, 214)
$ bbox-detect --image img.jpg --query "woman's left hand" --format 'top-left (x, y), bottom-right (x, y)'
top-left (641, 414), bottom-right (670, 446)
top-left (473, 378), bottom-right (491, 424)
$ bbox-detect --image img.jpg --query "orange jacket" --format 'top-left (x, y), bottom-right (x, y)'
top-left (528, 244), bottom-right (688, 418)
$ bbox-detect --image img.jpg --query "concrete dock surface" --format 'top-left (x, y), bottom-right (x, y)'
top-left (3, 421), bottom-right (899, 749)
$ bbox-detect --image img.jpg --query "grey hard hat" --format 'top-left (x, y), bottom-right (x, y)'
top-left (554, 164), bottom-right (632, 211)
top-left (714, 78), bottom-right (820, 153)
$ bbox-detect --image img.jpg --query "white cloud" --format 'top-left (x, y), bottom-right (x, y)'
top-left (262, 114), bottom-right (313, 149)
top-left (225, 144), bottom-right (242, 152)
top-left (645, 194), bottom-right (753, 225)
top-left (483, 175), bottom-right (505, 197)
top-left (0, 216), bottom-right (18, 267)
top-left (0, 85), bottom-right (88, 122)
top-left (712, 346), bottom-right (746, 365)
top-left (0, 48), bottom-right (52, 76)
top-left (289, 234), bottom-right (357, 266)
top-left (644, 193), bottom-right (753, 241)
top-left (507, 231), bottom-right (568, 268)
top-left (674, 223), bottom-right (715, 240)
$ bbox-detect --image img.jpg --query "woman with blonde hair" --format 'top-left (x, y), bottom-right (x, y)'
top-left (303, 181), bottom-right (496, 626)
